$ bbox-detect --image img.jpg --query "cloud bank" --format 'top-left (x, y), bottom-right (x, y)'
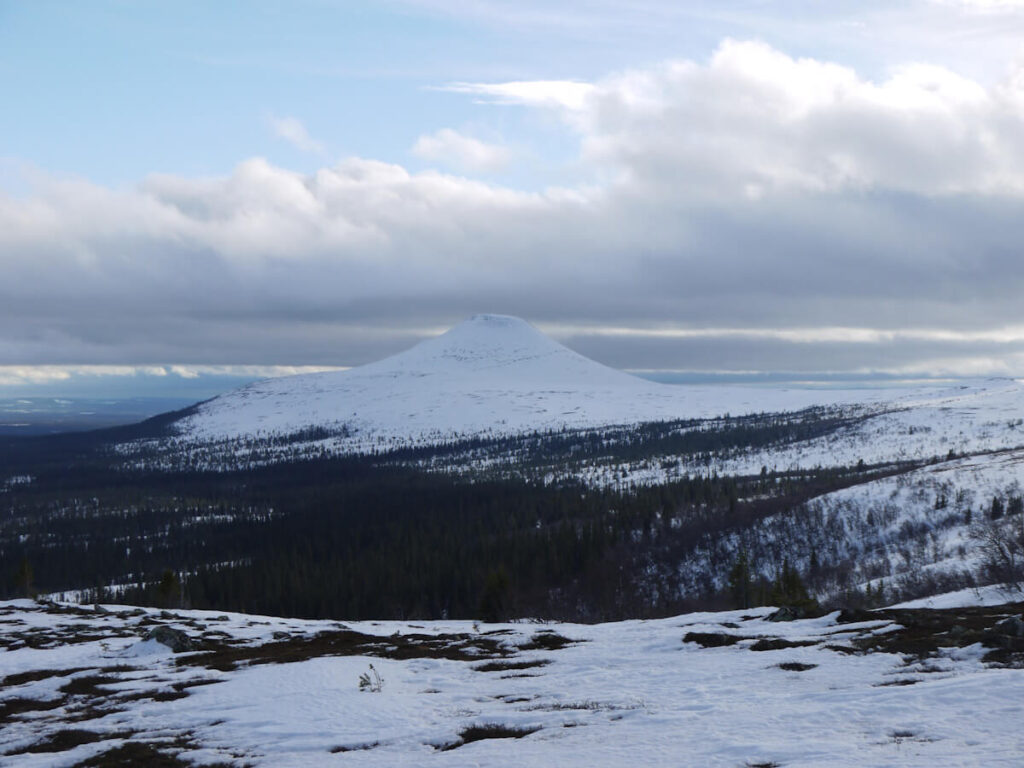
top-left (4, 40), bottom-right (1024, 374)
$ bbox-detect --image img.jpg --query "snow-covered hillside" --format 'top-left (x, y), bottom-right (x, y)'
top-left (3, 598), bottom-right (1024, 767)
top-left (555, 379), bottom-right (1024, 488)
top-left (170, 314), bottom-right (882, 451)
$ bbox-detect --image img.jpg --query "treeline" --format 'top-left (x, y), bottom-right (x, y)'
top-left (382, 406), bottom-right (863, 467)
top-left (100, 404), bottom-right (865, 475)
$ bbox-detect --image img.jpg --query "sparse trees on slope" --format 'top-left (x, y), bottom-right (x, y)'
top-left (971, 515), bottom-right (1024, 593)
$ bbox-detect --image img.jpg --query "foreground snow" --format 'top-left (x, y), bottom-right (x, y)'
top-left (3, 599), bottom-right (1024, 766)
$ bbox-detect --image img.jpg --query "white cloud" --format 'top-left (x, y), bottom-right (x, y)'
top-left (544, 324), bottom-right (1024, 345)
top-left (164, 365), bottom-right (344, 378)
top-left (411, 128), bottom-right (512, 172)
top-left (0, 365), bottom-right (153, 387)
top-left (439, 80), bottom-right (596, 111)
top-left (4, 41), bottom-right (1024, 373)
top-left (443, 40), bottom-right (1024, 197)
top-left (0, 365), bottom-right (344, 388)
top-left (268, 115), bottom-right (326, 154)
top-left (567, 40), bottom-right (1024, 197)
top-left (931, 0), bottom-right (1024, 8)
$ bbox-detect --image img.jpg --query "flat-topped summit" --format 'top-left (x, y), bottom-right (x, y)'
top-left (361, 314), bottom-right (627, 385)
top-left (384, 313), bottom-right (567, 368)
top-left (438, 313), bottom-right (549, 353)
top-left (462, 313), bottom-right (532, 327)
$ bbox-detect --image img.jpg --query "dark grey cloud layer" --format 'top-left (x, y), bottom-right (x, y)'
top-left (566, 333), bottom-right (1024, 376)
top-left (3, 41), bottom-right (1024, 375)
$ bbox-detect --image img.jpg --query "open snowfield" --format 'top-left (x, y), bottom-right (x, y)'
top-left (3, 598), bottom-right (1024, 767)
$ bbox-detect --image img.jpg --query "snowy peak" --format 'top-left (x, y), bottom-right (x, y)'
top-left (376, 314), bottom-right (580, 374)
top-left (435, 313), bottom-right (553, 356)
top-left (349, 313), bottom-right (646, 392)
top-left (457, 313), bottom-right (537, 331)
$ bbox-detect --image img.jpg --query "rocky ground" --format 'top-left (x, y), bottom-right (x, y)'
top-left (2, 596), bottom-right (1024, 766)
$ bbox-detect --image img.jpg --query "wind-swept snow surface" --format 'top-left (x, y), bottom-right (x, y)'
top-left (172, 314), bottom-right (880, 450)
top-left (3, 599), bottom-right (1024, 766)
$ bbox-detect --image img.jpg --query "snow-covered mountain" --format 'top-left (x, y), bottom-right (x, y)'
top-left (171, 314), bottom-right (875, 450)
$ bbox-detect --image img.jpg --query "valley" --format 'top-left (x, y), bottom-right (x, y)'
top-left (2, 318), bottom-right (1023, 619)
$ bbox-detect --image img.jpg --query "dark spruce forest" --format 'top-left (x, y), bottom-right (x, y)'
top-left (0, 407), bottom-right (954, 622)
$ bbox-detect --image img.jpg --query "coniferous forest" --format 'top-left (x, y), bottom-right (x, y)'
top-left (0, 413), bottom-right (927, 621)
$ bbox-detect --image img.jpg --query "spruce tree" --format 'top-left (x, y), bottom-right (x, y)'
top-left (991, 496), bottom-right (1005, 520)
top-left (478, 567), bottom-right (511, 623)
top-left (14, 557), bottom-right (33, 599)
top-left (156, 570), bottom-right (181, 609)
top-left (770, 558), bottom-right (816, 614)
top-left (728, 550), bottom-right (752, 609)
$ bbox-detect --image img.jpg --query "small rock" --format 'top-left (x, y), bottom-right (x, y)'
top-left (995, 615), bottom-right (1024, 637)
top-left (749, 637), bottom-right (818, 651)
top-left (683, 631), bottom-right (741, 647)
top-left (144, 625), bottom-right (194, 652)
top-left (836, 608), bottom-right (875, 624)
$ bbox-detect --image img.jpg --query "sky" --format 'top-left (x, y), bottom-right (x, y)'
top-left (3, 0), bottom-right (1024, 397)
